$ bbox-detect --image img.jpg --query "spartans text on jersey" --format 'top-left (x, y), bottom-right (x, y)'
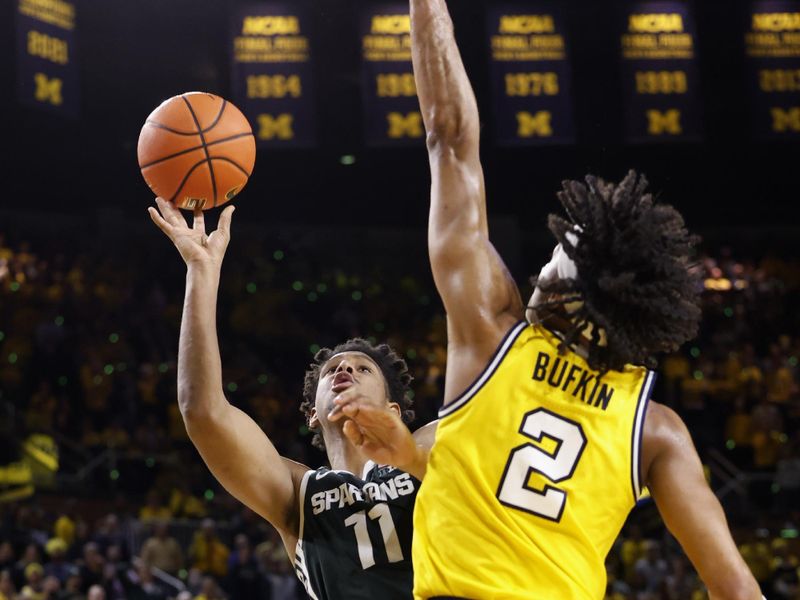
top-left (310, 471), bottom-right (416, 515)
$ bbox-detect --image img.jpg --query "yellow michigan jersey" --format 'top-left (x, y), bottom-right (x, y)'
top-left (413, 321), bottom-right (656, 600)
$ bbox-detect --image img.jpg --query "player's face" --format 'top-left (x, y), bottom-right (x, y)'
top-left (310, 351), bottom-right (396, 432)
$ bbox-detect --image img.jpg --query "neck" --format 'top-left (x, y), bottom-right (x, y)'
top-left (536, 306), bottom-right (597, 357)
top-left (324, 435), bottom-right (372, 476)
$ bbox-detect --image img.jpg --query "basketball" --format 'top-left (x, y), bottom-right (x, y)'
top-left (137, 92), bottom-right (256, 211)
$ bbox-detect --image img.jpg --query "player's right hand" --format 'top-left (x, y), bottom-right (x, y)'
top-left (148, 197), bottom-right (235, 268)
top-left (329, 396), bottom-right (429, 480)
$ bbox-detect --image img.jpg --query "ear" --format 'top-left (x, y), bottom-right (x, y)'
top-left (387, 402), bottom-right (402, 418)
top-left (308, 408), bottom-right (320, 430)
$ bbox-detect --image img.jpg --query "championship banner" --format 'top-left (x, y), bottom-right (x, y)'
top-left (619, 2), bottom-right (702, 142)
top-left (745, 1), bottom-right (800, 138)
top-left (360, 6), bottom-right (423, 147)
top-left (15, 0), bottom-right (79, 118)
top-left (487, 6), bottom-right (575, 145)
top-left (231, 5), bottom-right (316, 148)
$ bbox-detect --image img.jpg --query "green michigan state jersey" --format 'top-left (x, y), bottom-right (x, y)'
top-left (294, 462), bottom-right (419, 599)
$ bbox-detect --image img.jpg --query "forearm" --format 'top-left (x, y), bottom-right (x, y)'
top-left (660, 494), bottom-right (762, 600)
top-left (411, 0), bottom-right (488, 249)
top-left (399, 445), bottom-right (429, 482)
top-left (178, 264), bottom-right (228, 422)
top-left (177, 265), bottom-right (298, 528)
top-left (410, 0), bottom-right (479, 148)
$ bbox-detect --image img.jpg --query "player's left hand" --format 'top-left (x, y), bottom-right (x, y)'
top-left (328, 392), bottom-right (428, 480)
top-left (148, 197), bottom-right (234, 269)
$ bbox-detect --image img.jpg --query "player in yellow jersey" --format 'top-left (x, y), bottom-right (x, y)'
top-left (332, 1), bottom-right (764, 598)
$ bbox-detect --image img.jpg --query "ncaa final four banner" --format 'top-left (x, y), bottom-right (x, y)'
top-left (487, 5), bottom-right (576, 145)
top-left (15, 0), bottom-right (79, 118)
top-left (745, 1), bottom-right (800, 139)
top-left (619, 1), bottom-right (702, 143)
top-left (360, 5), bottom-right (423, 147)
top-left (230, 4), bottom-right (317, 148)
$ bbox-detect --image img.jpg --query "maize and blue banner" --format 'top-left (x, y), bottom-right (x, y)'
top-left (360, 5), bottom-right (423, 147)
top-left (230, 4), bottom-right (317, 148)
top-left (745, 0), bottom-right (800, 139)
top-left (619, 1), bottom-right (703, 143)
top-left (16, 0), bottom-right (79, 118)
top-left (487, 5), bottom-right (576, 145)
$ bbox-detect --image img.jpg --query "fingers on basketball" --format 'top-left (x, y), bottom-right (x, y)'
top-left (148, 206), bottom-right (173, 236)
top-left (218, 205), bottom-right (236, 237)
top-left (156, 197), bottom-right (187, 228)
top-left (192, 208), bottom-right (205, 234)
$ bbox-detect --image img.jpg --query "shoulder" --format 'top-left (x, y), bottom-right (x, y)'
top-left (461, 311), bottom-right (526, 360)
top-left (282, 457), bottom-right (315, 486)
top-left (278, 458), bottom-right (316, 525)
top-left (641, 401), bottom-right (695, 484)
top-left (442, 316), bottom-right (528, 406)
top-left (412, 420), bottom-right (439, 451)
top-left (300, 466), bottom-right (368, 492)
top-left (643, 401), bottom-right (690, 443)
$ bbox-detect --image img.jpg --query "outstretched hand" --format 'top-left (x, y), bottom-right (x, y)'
top-left (148, 197), bottom-right (235, 268)
top-left (329, 392), bottom-right (428, 480)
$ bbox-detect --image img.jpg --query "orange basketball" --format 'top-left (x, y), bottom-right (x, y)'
top-left (137, 92), bottom-right (256, 210)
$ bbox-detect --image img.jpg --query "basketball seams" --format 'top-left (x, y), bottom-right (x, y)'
top-left (139, 132), bottom-right (255, 170)
top-left (202, 100), bottom-right (228, 134)
top-left (166, 158), bottom-right (211, 205)
top-left (144, 100), bottom-right (227, 136)
top-left (209, 155), bottom-right (254, 178)
top-left (181, 94), bottom-right (218, 207)
top-left (144, 120), bottom-right (202, 136)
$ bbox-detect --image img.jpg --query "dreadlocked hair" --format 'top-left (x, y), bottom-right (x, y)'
top-left (534, 170), bottom-right (701, 373)
top-left (300, 338), bottom-right (415, 451)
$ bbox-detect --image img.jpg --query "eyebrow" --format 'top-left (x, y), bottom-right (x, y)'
top-left (321, 354), bottom-right (377, 374)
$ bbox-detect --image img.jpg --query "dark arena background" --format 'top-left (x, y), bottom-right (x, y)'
top-left (1, 0), bottom-right (799, 598)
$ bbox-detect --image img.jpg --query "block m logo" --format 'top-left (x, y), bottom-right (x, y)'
top-left (387, 112), bottom-right (424, 139)
top-left (771, 107), bottom-right (800, 132)
top-left (646, 109), bottom-right (682, 135)
top-left (257, 113), bottom-right (294, 140)
top-left (516, 111), bottom-right (553, 137)
top-left (34, 73), bottom-right (63, 106)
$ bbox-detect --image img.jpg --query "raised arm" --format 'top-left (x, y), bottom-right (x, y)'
top-left (642, 402), bottom-right (761, 600)
top-left (411, 0), bottom-right (523, 404)
top-left (149, 199), bottom-right (304, 542)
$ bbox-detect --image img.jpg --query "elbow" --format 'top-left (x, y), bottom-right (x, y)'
top-left (178, 401), bottom-right (205, 427)
top-left (176, 386), bottom-right (197, 420)
top-left (177, 386), bottom-right (223, 429)
top-left (429, 227), bottom-right (479, 262)
top-left (426, 122), bottom-right (458, 150)
top-left (425, 115), bottom-right (474, 154)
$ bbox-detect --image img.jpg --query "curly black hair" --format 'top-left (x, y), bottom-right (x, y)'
top-left (533, 170), bottom-right (701, 373)
top-left (300, 338), bottom-right (415, 451)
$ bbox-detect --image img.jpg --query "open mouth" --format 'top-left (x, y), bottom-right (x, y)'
top-left (332, 373), bottom-right (354, 392)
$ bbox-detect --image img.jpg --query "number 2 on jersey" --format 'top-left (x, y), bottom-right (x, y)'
top-left (344, 504), bottom-right (403, 569)
top-left (496, 408), bottom-right (587, 521)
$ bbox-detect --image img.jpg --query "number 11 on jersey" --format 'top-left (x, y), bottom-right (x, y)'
top-left (344, 504), bottom-right (404, 569)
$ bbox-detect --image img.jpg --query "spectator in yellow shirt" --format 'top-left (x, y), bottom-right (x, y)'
top-left (0, 569), bottom-right (17, 600)
top-left (139, 490), bottom-right (172, 523)
top-left (189, 520), bottom-right (230, 579)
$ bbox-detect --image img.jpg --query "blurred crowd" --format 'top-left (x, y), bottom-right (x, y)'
top-left (0, 227), bottom-right (799, 599)
top-left (0, 498), bottom-right (303, 599)
top-left (604, 521), bottom-right (800, 599)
